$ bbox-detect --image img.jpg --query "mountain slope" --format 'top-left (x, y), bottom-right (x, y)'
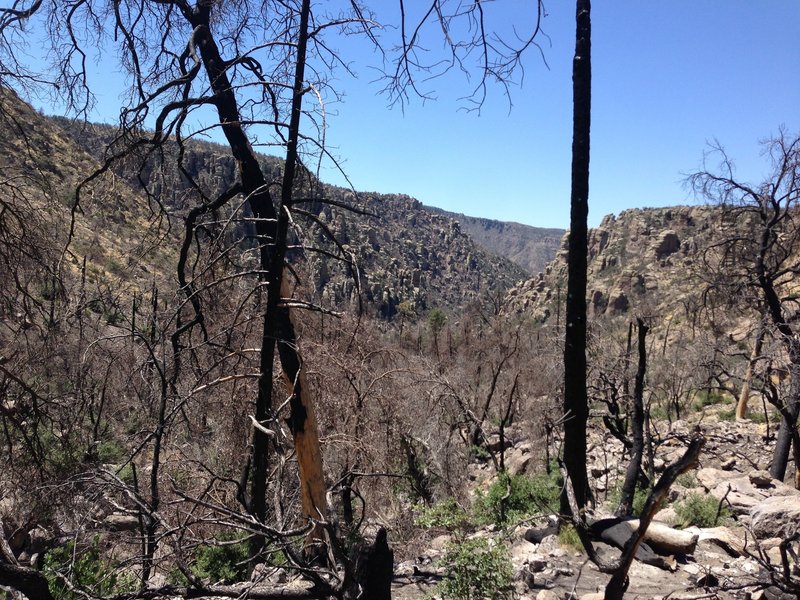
top-left (427, 207), bottom-right (564, 275)
top-left (43, 104), bottom-right (527, 318)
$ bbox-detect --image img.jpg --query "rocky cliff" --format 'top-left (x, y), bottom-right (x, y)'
top-left (504, 205), bottom-right (728, 325)
top-left (33, 102), bottom-right (530, 318)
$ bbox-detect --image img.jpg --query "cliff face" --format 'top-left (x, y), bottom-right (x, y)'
top-left (504, 205), bottom-right (727, 324)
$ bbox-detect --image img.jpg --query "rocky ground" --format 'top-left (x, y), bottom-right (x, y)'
top-left (390, 410), bottom-right (800, 600)
top-left (3, 410), bottom-right (798, 600)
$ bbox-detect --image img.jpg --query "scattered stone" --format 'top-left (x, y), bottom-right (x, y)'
top-left (694, 572), bottom-right (719, 588)
top-left (720, 458), bottom-right (736, 470)
top-left (749, 470), bottom-right (776, 488)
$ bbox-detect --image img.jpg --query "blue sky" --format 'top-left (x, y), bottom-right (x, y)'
top-left (20, 1), bottom-right (800, 229)
top-left (317, 1), bottom-right (799, 228)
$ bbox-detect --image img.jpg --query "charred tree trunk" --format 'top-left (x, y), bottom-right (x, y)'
top-left (0, 563), bottom-right (55, 600)
top-left (757, 243), bottom-right (800, 482)
top-left (562, 0), bottom-right (592, 514)
top-left (191, 0), bottom-right (326, 554)
top-left (348, 529), bottom-right (393, 600)
top-left (605, 435), bottom-right (705, 600)
top-left (616, 318), bottom-right (648, 516)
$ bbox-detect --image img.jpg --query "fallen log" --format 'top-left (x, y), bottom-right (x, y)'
top-left (591, 517), bottom-right (698, 556)
top-left (590, 520), bottom-right (676, 571)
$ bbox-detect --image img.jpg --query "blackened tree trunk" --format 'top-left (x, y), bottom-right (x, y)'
top-left (616, 318), bottom-right (648, 516)
top-left (0, 563), bottom-right (55, 600)
top-left (191, 0), bottom-right (326, 553)
top-left (562, 0), bottom-right (592, 514)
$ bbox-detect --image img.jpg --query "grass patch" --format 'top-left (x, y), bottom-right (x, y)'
top-left (557, 525), bottom-right (584, 553)
top-left (692, 389), bottom-right (733, 412)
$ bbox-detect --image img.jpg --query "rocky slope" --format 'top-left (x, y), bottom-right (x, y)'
top-left (504, 205), bottom-right (731, 325)
top-left (47, 112), bottom-right (528, 318)
top-left (427, 207), bottom-right (564, 274)
top-left (390, 410), bottom-right (800, 599)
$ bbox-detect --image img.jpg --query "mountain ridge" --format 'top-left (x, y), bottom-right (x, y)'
top-left (426, 206), bottom-right (565, 275)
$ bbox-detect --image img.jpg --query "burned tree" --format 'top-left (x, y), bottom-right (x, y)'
top-left (690, 131), bottom-right (800, 485)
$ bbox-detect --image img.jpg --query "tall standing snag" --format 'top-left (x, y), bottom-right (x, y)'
top-left (562, 0), bottom-right (593, 515)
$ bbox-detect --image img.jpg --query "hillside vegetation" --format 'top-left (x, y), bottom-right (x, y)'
top-left (1, 92), bottom-right (799, 600)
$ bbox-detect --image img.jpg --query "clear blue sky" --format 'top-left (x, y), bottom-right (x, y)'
top-left (20, 1), bottom-right (800, 229)
top-left (317, 1), bottom-right (800, 228)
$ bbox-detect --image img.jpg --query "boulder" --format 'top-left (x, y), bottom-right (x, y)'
top-left (504, 443), bottom-right (533, 477)
top-left (750, 495), bottom-right (800, 539)
top-left (103, 514), bottom-right (140, 531)
top-left (606, 289), bottom-right (629, 314)
top-left (697, 468), bottom-right (800, 516)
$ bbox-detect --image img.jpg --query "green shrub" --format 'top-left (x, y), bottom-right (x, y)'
top-left (97, 440), bottom-right (125, 463)
top-left (437, 537), bottom-right (514, 600)
top-left (748, 409), bottom-right (780, 424)
top-left (474, 470), bottom-right (560, 527)
top-left (718, 408), bottom-right (736, 421)
top-left (416, 497), bottom-right (470, 530)
top-left (557, 524), bottom-right (584, 553)
top-left (468, 444), bottom-right (491, 461)
top-left (674, 492), bottom-right (730, 528)
top-left (692, 389), bottom-right (732, 411)
top-left (44, 537), bottom-right (136, 599)
top-left (192, 535), bottom-right (250, 584)
top-left (649, 403), bottom-right (669, 420)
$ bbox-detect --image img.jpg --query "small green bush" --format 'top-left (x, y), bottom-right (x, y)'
top-left (97, 440), bottom-right (125, 463)
top-left (748, 409), bottom-right (780, 424)
top-left (718, 408), bottom-right (736, 421)
top-left (674, 492), bottom-right (730, 528)
top-left (557, 524), bottom-right (584, 553)
top-left (676, 473), bottom-right (699, 488)
top-left (474, 470), bottom-right (560, 527)
top-left (192, 535), bottom-right (250, 584)
top-left (416, 497), bottom-right (470, 530)
top-left (45, 537), bottom-right (136, 599)
top-left (437, 537), bottom-right (514, 600)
